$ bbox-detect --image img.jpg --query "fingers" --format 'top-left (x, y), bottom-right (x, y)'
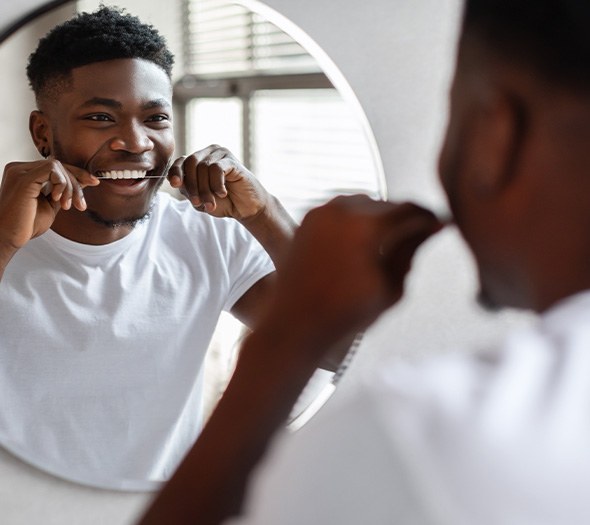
top-left (301, 195), bottom-right (444, 297)
top-left (378, 202), bottom-right (442, 251)
top-left (61, 163), bottom-right (99, 212)
top-left (47, 162), bottom-right (73, 210)
top-left (198, 158), bottom-right (228, 204)
top-left (168, 145), bottom-right (233, 212)
top-left (378, 208), bottom-right (443, 291)
top-left (12, 160), bottom-right (99, 212)
top-left (0, 160), bottom-right (102, 249)
top-left (62, 163), bottom-right (100, 189)
top-left (324, 195), bottom-right (441, 250)
top-left (167, 155), bottom-right (186, 189)
top-left (48, 162), bottom-right (99, 212)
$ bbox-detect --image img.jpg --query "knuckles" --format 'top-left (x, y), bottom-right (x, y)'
top-left (4, 161), bottom-right (21, 172)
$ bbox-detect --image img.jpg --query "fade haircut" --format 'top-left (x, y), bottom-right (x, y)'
top-left (462, 0), bottom-right (590, 91)
top-left (26, 6), bottom-right (175, 104)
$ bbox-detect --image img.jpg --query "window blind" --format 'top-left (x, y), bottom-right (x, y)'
top-left (183, 0), bottom-right (384, 222)
top-left (251, 90), bottom-right (382, 221)
top-left (184, 0), bottom-right (320, 77)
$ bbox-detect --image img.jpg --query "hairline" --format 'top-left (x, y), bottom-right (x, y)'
top-left (35, 57), bottom-right (173, 109)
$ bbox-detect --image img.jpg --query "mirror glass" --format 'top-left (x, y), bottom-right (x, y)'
top-left (0, 0), bottom-right (385, 491)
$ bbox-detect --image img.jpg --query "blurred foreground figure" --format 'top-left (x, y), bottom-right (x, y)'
top-left (141, 1), bottom-right (590, 523)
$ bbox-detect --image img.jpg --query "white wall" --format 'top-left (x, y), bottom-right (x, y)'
top-left (0, 4), bottom-right (77, 166)
top-left (0, 1), bottom-right (535, 523)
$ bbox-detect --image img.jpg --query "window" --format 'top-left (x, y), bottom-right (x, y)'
top-left (177, 0), bottom-right (384, 222)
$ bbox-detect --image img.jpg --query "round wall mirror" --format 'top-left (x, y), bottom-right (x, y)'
top-left (0, 0), bottom-right (385, 491)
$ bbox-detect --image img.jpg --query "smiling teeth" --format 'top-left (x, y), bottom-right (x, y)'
top-left (98, 170), bottom-right (147, 179)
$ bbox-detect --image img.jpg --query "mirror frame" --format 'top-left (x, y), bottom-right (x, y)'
top-left (0, 1), bottom-right (73, 45)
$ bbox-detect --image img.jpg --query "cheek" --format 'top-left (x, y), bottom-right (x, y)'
top-left (157, 130), bottom-right (176, 158)
top-left (51, 126), bottom-right (102, 166)
top-left (52, 135), bottom-right (84, 165)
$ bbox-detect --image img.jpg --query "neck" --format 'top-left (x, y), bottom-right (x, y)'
top-left (531, 274), bottom-right (590, 313)
top-left (521, 218), bottom-right (590, 313)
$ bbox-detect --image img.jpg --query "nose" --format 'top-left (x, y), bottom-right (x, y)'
top-left (109, 121), bottom-right (154, 154)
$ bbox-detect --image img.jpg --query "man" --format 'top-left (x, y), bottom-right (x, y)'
top-left (0, 6), bottom-right (295, 487)
top-left (140, 0), bottom-right (590, 523)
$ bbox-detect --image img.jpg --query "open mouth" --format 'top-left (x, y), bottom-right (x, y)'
top-left (96, 170), bottom-right (149, 180)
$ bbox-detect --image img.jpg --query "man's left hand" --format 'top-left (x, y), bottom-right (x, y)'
top-left (168, 145), bottom-right (268, 221)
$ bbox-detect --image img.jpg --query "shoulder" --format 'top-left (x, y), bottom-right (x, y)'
top-left (153, 191), bottom-right (255, 240)
top-left (147, 192), bottom-right (239, 247)
top-left (152, 191), bottom-right (198, 223)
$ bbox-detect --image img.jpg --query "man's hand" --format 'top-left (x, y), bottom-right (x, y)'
top-left (0, 159), bottom-right (98, 255)
top-left (261, 195), bottom-right (444, 353)
top-left (168, 145), bottom-right (270, 221)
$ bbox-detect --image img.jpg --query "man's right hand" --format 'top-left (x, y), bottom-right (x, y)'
top-left (0, 159), bottom-right (98, 257)
top-left (257, 195), bottom-right (444, 357)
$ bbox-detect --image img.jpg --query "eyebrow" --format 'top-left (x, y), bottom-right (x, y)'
top-left (79, 97), bottom-right (172, 110)
top-left (141, 98), bottom-right (172, 111)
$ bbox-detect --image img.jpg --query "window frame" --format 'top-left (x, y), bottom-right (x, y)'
top-left (173, 72), bottom-right (334, 167)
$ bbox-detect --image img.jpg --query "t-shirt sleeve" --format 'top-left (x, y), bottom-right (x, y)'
top-left (221, 221), bottom-right (275, 312)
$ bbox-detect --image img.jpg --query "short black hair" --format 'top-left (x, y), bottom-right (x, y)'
top-left (463, 0), bottom-right (590, 91)
top-left (27, 6), bottom-right (174, 101)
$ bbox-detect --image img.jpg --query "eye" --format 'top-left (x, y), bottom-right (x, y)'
top-left (146, 114), bottom-right (170, 123)
top-left (85, 114), bottom-right (114, 122)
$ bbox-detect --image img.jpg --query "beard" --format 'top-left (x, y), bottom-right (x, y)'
top-left (84, 203), bottom-right (155, 229)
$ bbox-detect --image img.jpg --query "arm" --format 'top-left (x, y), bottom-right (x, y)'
top-left (230, 193), bottom-right (296, 328)
top-left (167, 145), bottom-right (297, 328)
top-left (0, 160), bottom-right (98, 281)
top-left (138, 195), bottom-right (443, 525)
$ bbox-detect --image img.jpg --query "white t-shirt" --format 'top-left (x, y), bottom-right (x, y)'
top-left (229, 291), bottom-right (590, 525)
top-left (0, 192), bottom-right (274, 490)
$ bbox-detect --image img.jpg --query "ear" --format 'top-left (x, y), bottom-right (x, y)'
top-left (467, 89), bottom-right (526, 196)
top-left (29, 110), bottom-right (52, 155)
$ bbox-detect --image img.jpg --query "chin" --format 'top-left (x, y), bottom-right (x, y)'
top-left (83, 180), bottom-right (161, 223)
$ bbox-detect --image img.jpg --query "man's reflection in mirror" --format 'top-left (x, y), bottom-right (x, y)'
top-left (0, 5), bottom-right (298, 487)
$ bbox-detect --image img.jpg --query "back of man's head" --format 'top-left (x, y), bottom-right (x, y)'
top-left (447, 1), bottom-right (590, 313)
top-left (27, 6), bottom-right (174, 104)
top-left (463, 0), bottom-right (590, 92)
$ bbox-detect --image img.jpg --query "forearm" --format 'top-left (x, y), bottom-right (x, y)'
top-left (239, 195), bottom-right (297, 271)
top-left (138, 322), bottom-right (323, 525)
top-left (0, 241), bottom-right (18, 282)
